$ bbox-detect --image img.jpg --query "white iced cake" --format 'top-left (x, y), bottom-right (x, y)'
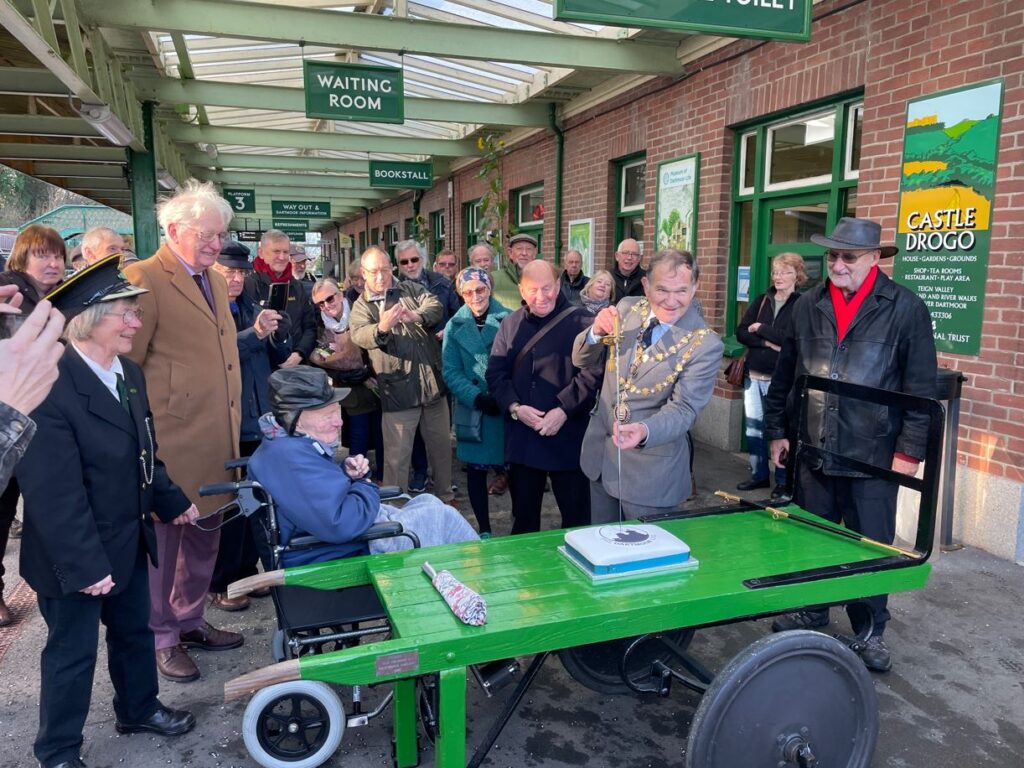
top-left (559, 524), bottom-right (698, 581)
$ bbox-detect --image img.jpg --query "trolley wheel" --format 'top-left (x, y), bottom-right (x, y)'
top-left (685, 630), bottom-right (877, 768)
top-left (558, 629), bottom-right (694, 695)
top-left (243, 680), bottom-right (346, 768)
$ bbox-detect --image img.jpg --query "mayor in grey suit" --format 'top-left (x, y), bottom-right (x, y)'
top-left (572, 249), bottom-right (723, 522)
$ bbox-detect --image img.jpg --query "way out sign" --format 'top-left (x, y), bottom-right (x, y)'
top-left (369, 161), bottom-right (433, 189)
top-left (304, 60), bottom-right (404, 124)
top-left (271, 200), bottom-right (331, 218)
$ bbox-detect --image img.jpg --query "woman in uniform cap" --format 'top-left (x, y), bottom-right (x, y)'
top-left (16, 255), bottom-right (198, 768)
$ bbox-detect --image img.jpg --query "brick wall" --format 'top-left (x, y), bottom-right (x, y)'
top-left (335, 0), bottom-right (1024, 478)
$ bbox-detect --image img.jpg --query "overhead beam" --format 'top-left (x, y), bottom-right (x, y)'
top-left (0, 142), bottom-right (126, 163)
top-left (0, 66), bottom-right (65, 95)
top-left (196, 169), bottom-right (378, 192)
top-left (185, 151), bottom-right (448, 177)
top-left (163, 122), bottom-right (477, 157)
top-left (33, 162), bottom-right (126, 178)
top-left (0, 115), bottom-right (99, 138)
top-left (77, 0), bottom-right (681, 74)
top-left (133, 77), bottom-right (551, 128)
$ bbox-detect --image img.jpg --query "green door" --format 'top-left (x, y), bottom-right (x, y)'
top-left (757, 192), bottom-right (831, 297)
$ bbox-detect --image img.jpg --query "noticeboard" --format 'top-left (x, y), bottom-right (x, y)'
top-left (553, 0), bottom-right (812, 42)
top-left (304, 60), bottom-right (404, 124)
top-left (892, 79), bottom-right (1004, 356)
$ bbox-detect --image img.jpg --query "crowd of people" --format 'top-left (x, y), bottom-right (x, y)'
top-left (0, 174), bottom-right (935, 766)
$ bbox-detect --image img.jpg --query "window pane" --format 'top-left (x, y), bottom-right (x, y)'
top-left (848, 106), bottom-right (863, 175)
top-left (742, 133), bottom-right (756, 191)
top-left (622, 162), bottom-right (646, 209)
top-left (769, 202), bottom-right (828, 244)
top-left (844, 190), bottom-right (858, 218)
top-left (735, 201), bottom-right (753, 317)
top-left (404, 218), bottom-right (413, 238)
top-left (768, 113), bottom-right (835, 185)
top-left (623, 214), bottom-right (643, 245)
top-left (517, 187), bottom-right (544, 225)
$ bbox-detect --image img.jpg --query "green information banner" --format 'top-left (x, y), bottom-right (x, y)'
top-left (892, 79), bottom-right (1004, 356)
top-left (272, 219), bottom-right (310, 237)
top-left (271, 200), bottom-right (331, 219)
top-left (554, 0), bottom-right (811, 42)
top-left (369, 161), bottom-right (433, 189)
top-left (304, 60), bottom-right (404, 124)
top-left (223, 188), bottom-right (255, 213)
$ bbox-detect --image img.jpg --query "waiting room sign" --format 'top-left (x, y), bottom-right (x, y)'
top-left (554, 0), bottom-right (811, 42)
top-left (304, 61), bottom-right (404, 124)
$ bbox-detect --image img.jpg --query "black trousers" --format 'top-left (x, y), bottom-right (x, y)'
top-left (796, 464), bottom-right (898, 637)
top-left (209, 439), bottom-right (261, 593)
top-left (507, 464), bottom-right (590, 535)
top-left (0, 477), bottom-right (19, 587)
top-left (35, 547), bottom-right (160, 767)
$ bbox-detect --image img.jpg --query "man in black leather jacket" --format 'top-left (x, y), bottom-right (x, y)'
top-left (763, 217), bottom-right (937, 674)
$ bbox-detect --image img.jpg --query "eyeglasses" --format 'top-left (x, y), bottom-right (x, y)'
top-left (186, 227), bottom-right (228, 244)
top-left (826, 250), bottom-right (873, 265)
top-left (398, 256), bottom-right (421, 266)
top-left (771, 270), bottom-right (796, 277)
top-left (461, 286), bottom-right (489, 298)
top-left (436, 261), bottom-right (456, 268)
top-left (315, 293), bottom-right (341, 308)
top-left (617, 250), bottom-right (641, 258)
top-left (108, 307), bottom-right (144, 324)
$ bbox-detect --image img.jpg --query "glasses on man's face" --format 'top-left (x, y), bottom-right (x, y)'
top-left (315, 293), bottom-right (341, 308)
top-left (436, 261), bottom-right (456, 269)
top-left (109, 307), bottom-right (144, 324)
top-left (362, 267), bottom-right (391, 277)
top-left (618, 250), bottom-right (641, 259)
top-left (826, 250), bottom-right (872, 265)
top-left (187, 227), bottom-right (228, 244)
top-left (398, 256), bottom-right (421, 266)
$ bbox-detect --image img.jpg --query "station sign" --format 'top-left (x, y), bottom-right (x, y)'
top-left (892, 79), bottom-right (1004, 356)
top-left (271, 219), bottom-right (310, 237)
top-left (304, 60), bottom-right (404, 124)
top-left (271, 200), bottom-right (331, 219)
top-left (369, 161), bottom-right (434, 189)
top-left (553, 0), bottom-right (812, 42)
top-left (223, 188), bottom-right (255, 213)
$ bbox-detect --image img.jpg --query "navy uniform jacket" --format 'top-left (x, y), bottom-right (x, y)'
top-left (231, 291), bottom-right (292, 442)
top-left (16, 347), bottom-right (190, 597)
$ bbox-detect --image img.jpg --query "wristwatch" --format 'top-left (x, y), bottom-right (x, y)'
top-left (510, 403), bottom-right (521, 421)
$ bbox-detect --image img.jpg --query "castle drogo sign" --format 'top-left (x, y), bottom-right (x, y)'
top-left (303, 60), bottom-right (404, 124)
top-left (271, 200), bottom-right (331, 219)
top-left (369, 161), bottom-right (434, 189)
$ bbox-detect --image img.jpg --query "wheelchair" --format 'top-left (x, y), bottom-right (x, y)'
top-left (199, 458), bottom-right (518, 768)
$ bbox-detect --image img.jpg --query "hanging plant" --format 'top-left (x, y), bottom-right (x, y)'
top-left (412, 213), bottom-right (431, 247)
top-left (476, 133), bottom-right (508, 257)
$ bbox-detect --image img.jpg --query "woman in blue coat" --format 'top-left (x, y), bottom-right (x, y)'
top-left (442, 268), bottom-right (511, 537)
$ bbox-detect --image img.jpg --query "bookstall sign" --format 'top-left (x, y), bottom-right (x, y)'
top-left (554, 0), bottom-right (811, 42)
top-left (369, 161), bottom-right (433, 189)
top-left (655, 153), bottom-right (699, 254)
top-left (271, 200), bottom-right (331, 219)
top-left (223, 188), bottom-right (255, 213)
top-left (892, 79), bottom-right (1004, 356)
top-left (304, 60), bottom-right (404, 124)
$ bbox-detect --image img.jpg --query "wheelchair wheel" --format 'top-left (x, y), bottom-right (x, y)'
top-left (685, 631), bottom-right (877, 768)
top-left (243, 680), bottom-right (345, 768)
top-left (559, 629), bottom-right (694, 695)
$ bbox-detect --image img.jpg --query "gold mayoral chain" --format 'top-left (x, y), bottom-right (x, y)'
top-left (609, 299), bottom-right (711, 424)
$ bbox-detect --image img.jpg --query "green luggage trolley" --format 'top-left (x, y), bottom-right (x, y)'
top-left (224, 376), bottom-right (945, 768)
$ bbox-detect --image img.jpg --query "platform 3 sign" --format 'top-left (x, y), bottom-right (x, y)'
top-left (892, 79), bottom-right (1004, 356)
top-left (223, 188), bottom-right (255, 213)
top-left (554, 0), bottom-right (811, 42)
top-left (304, 61), bottom-right (404, 124)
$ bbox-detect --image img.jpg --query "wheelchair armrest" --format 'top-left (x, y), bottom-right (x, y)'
top-left (355, 521), bottom-right (404, 542)
top-left (225, 457), bottom-right (250, 471)
top-left (378, 485), bottom-right (404, 500)
top-left (287, 534), bottom-right (326, 550)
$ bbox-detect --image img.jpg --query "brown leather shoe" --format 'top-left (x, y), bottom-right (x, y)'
top-left (208, 592), bottom-right (250, 612)
top-left (155, 645), bottom-right (199, 683)
top-left (179, 620), bottom-right (244, 651)
top-left (487, 472), bottom-right (508, 496)
top-left (249, 587), bottom-right (271, 598)
top-left (0, 596), bottom-right (12, 627)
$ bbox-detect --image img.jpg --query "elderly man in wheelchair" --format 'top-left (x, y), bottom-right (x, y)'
top-left (247, 366), bottom-right (478, 567)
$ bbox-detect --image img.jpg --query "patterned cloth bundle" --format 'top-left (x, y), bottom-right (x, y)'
top-left (422, 561), bottom-right (488, 626)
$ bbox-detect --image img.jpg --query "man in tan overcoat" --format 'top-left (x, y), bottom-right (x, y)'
top-left (125, 180), bottom-right (244, 683)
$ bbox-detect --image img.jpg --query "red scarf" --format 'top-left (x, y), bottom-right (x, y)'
top-left (829, 265), bottom-right (878, 342)
top-left (253, 255), bottom-right (292, 283)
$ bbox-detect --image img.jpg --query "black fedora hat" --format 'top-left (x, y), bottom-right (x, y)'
top-left (810, 217), bottom-right (898, 257)
top-left (268, 365), bottom-right (350, 434)
top-left (45, 253), bottom-right (148, 321)
top-left (218, 239), bottom-right (253, 270)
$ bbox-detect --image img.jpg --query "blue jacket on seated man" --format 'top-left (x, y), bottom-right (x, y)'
top-left (248, 366), bottom-right (478, 567)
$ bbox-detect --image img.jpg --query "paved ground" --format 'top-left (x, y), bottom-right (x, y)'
top-left (1, 442), bottom-right (1022, 768)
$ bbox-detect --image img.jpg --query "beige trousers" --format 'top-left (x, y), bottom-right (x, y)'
top-left (381, 397), bottom-right (453, 501)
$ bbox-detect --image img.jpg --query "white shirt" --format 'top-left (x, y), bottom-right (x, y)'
top-left (70, 342), bottom-right (125, 403)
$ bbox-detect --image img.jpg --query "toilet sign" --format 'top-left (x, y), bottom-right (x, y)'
top-left (304, 60), bottom-right (404, 124)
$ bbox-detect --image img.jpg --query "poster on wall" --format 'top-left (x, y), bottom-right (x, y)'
top-left (567, 218), bottom-right (595, 276)
top-left (655, 153), bottom-right (699, 255)
top-left (892, 79), bottom-right (1003, 356)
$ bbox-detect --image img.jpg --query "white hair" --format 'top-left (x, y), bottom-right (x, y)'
top-left (81, 227), bottom-right (121, 256)
top-left (156, 179), bottom-right (233, 231)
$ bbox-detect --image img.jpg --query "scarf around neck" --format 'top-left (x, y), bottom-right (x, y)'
top-left (253, 255), bottom-right (293, 283)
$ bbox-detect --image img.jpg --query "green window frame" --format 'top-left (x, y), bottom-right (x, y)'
top-left (358, 230), bottom-right (367, 255)
top-left (615, 154), bottom-right (647, 256)
top-left (463, 198), bottom-right (481, 255)
top-left (513, 183), bottom-right (544, 256)
top-left (403, 217), bottom-right (414, 240)
top-left (384, 222), bottom-right (399, 256)
top-left (370, 227), bottom-right (379, 247)
top-left (726, 95), bottom-right (863, 338)
top-left (430, 209), bottom-right (445, 257)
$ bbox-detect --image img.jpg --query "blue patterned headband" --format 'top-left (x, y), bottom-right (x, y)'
top-left (456, 267), bottom-right (491, 292)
